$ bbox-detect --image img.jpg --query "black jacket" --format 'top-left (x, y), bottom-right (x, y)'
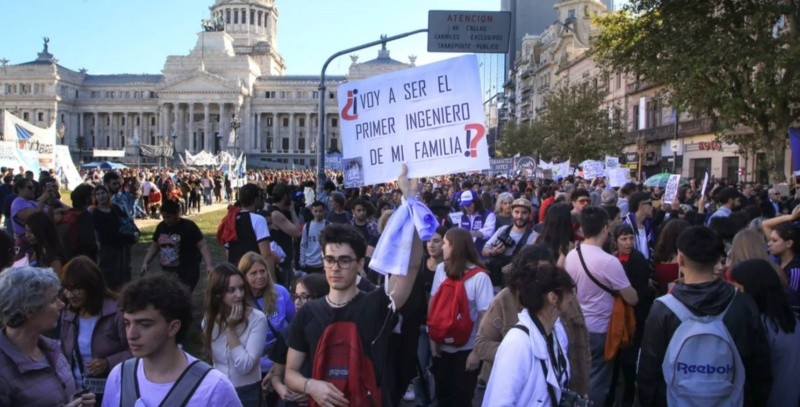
top-left (637, 279), bottom-right (771, 407)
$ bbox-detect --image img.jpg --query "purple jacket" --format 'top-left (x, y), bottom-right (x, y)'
top-left (0, 330), bottom-right (76, 406)
top-left (59, 298), bottom-right (132, 377)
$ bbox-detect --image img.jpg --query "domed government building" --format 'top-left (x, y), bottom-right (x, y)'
top-left (0, 0), bottom-right (415, 168)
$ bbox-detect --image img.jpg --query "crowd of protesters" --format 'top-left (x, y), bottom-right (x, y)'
top-left (0, 162), bottom-right (798, 406)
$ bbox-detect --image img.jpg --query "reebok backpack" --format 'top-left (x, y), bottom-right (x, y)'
top-left (308, 302), bottom-right (381, 407)
top-left (658, 293), bottom-right (745, 407)
top-left (427, 267), bottom-right (484, 346)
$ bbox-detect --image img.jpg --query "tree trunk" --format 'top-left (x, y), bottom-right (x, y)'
top-left (766, 127), bottom-right (788, 184)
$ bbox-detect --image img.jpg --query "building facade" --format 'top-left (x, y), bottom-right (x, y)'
top-left (0, 0), bottom-right (414, 169)
top-left (500, 0), bottom-right (789, 183)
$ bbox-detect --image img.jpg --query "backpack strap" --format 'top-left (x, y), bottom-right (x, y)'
top-left (462, 267), bottom-right (484, 281)
top-left (159, 360), bottom-right (213, 407)
top-left (512, 228), bottom-right (534, 257)
top-left (658, 291), bottom-right (737, 322)
top-left (576, 243), bottom-right (616, 296)
top-left (657, 294), bottom-right (694, 322)
top-left (512, 324), bottom-right (529, 335)
top-left (307, 298), bottom-right (330, 326)
top-left (120, 358), bottom-right (140, 407)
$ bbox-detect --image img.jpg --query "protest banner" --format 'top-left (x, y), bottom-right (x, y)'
top-left (338, 55), bottom-right (489, 187)
top-left (514, 156), bottom-right (537, 177)
top-left (663, 174), bottom-right (682, 204)
top-left (325, 153), bottom-right (343, 170)
top-left (487, 157), bottom-right (514, 176)
top-left (700, 172), bottom-right (709, 198)
top-left (551, 160), bottom-right (571, 180)
top-left (2, 110), bottom-right (55, 169)
top-left (580, 160), bottom-right (605, 180)
top-left (448, 211), bottom-right (463, 226)
top-left (608, 167), bottom-right (630, 188)
top-left (605, 156), bottom-right (620, 169)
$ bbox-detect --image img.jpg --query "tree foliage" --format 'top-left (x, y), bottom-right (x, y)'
top-left (593, 0), bottom-right (800, 183)
top-left (498, 82), bottom-right (625, 162)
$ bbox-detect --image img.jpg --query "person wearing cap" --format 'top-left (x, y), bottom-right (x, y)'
top-left (482, 198), bottom-right (539, 287)
top-left (706, 187), bottom-right (741, 226)
top-left (458, 190), bottom-right (496, 252)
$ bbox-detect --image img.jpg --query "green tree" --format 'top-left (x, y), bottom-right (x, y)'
top-left (539, 82), bottom-right (626, 163)
top-left (498, 82), bottom-right (625, 162)
top-left (593, 1), bottom-right (800, 183)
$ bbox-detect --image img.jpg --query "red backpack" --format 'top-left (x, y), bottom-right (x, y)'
top-left (427, 267), bottom-right (484, 346)
top-left (308, 302), bottom-right (381, 407)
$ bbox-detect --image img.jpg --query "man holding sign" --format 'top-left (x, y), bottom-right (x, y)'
top-left (338, 55), bottom-right (490, 186)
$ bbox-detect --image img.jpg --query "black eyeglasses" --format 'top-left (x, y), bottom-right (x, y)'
top-left (291, 293), bottom-right (312, 302)
top-left (322, 256), bottom-right (355, 269)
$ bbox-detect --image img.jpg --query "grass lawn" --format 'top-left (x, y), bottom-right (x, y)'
top-left (132, 207), bottom-right (229, 359)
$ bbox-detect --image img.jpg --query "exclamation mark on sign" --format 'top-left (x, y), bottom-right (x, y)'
top-left (464, 123), bottom-right (486, 158)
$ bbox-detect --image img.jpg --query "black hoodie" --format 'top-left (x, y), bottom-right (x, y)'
top-left (637, 278), bottom-right (771, 407)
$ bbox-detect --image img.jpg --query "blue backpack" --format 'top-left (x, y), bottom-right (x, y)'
top-left (658, 293), bottom-right (745, 407)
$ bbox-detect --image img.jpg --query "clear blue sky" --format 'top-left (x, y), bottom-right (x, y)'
top-left (0, 0), bottom-right (503, 80)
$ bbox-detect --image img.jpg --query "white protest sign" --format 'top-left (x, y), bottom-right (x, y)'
top-left (448, 211), bottom-right (463, 226)
top-left (605, 156), bottom-right (620, 169)
top-left (338, 55), bottom-right (489, 186)
top-left (663, 174), bottom-right (682, 204)
top-left (580, 160), bottom-right (605, 180)
top-left (700, 171), bottom-right (709, 197)
top-left (609, 167), bottom-right (630, 188)
top-left (551, 160), bottom-right (571, 179)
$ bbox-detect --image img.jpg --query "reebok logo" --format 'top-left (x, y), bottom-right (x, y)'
top-left (676, 363), bottom-right (733, 375)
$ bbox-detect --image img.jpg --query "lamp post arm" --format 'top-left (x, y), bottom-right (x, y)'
top-left (316, 29), bottom-right (428, 196)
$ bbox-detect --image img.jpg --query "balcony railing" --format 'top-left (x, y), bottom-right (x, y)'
top-left (624, 118), bottom-right (714, 143)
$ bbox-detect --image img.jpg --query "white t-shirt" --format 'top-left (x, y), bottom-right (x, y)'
top-left (430, 263), bottom-right (494, 353)
top-left (564, 244), bottom-right (632, 334)
top-left (101, 352), bottom-right (241, 407)
top-left (636, 228), bottom-right (650, 259)
top-left (72, 315), bottom-right (100, 387)
top-left (484, 225), bottom-right (539, 257)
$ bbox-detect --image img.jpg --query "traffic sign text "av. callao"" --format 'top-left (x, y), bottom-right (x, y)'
top-left (427, 11), bottom-right (511, 54)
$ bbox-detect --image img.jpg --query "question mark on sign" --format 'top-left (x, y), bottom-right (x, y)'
top-left (464, 123), bottom-right (486, 158)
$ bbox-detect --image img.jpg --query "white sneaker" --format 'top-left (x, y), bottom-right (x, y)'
top-left (403, 386), bottom-right (415, 402)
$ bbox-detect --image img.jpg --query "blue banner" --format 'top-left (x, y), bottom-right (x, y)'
top-left (790, 128), bottom-right (800, 177)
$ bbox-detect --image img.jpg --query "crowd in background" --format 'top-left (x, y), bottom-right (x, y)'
top-left (0, 163), bottom-right (798, 406)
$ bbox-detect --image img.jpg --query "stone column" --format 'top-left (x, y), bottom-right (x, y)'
top-left (203, 103), bottom-right (211, 152)
top-left (93, 112), bottom-right (99, 149)
top-left (272, 112), bottom-right (279, 152)
top-left (288, 113), bottom-right (295, 153)
top-left (188, 103), bottom-right (195, 152)
top-left (305, 113), bottom-right (312, 153)
top-left (219, 103), bottom-right (227, 150)
top-left (243, 100), bottom-right (252, 152)
top-left (173, 103), bottom-right (180, 151)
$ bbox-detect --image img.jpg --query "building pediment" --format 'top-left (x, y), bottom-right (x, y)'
top-left (158, 70), bottom-right (243, 94)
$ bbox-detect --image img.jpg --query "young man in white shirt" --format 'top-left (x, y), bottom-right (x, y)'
top-left (101, 274), bottom-right (241, 407)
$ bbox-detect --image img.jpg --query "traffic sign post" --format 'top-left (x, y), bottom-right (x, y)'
top-left (427, 11), bottom-right (511, 53)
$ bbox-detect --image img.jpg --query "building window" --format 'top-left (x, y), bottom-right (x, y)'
top-left (329, 92), bottom-right (335, 99)
top-left (23, 112), bottom-right (29, 121)
top-left (234, 9), bottom-right (239, 24)
top-left (723, 156), bottom-right (739, 182)
top-left (282, 117), bottom-right (289, 127)
top-left (151, 117), bottom-right (156, 126)
top-left (632, 104), bottom-right (640, 131)
top-left (567, 9), bottom-right (576, 19)
top-left (250, 10), bottom-right (255, 24)
top-left (226, 9), bottom-right (231, 24)
top-left (38, 112), bottom-right (44, 122)
top-left (121, 117), bottom-right (126, 126)
top-left (258, 11), bottom-right (262, 26)
top-left (106, 136), bottom-right (110, 147)
top-left (299, 118), bottom-right (305, 127)
top-left (282, 138), bottom-right (289, 150)
top-left (312, 91), bottom-right (319, 98)
top-left (266, 117), bottom-right (273, 126)
top-left (298, 138), bottom-right (305, 151)
top-left (331, 118), bottom-right (338, 127)
top-left (330, 138), bottom-right (339, 151)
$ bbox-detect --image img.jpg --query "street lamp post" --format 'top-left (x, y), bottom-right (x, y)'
top-left (230, 113), bottom-right (241, 157)
top-left (636, 135), bottom-right (647, 182)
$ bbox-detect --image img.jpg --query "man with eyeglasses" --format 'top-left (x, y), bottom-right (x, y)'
top-left (623, 192), bottom-right (655, 259)
top-left (284, 167), bottom-right (424, 407)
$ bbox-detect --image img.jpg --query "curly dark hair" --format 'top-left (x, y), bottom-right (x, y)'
top-left (506, 244), bottom-right (556, 295)
top-left (514, 263), bottom-right (575, 314)
top-left (320, 223), bottom-right (367, 260)
top-left (119, 273), bottom-right (193, 343)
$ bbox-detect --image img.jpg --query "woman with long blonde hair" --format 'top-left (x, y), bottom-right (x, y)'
top-left (203, 263), bottom-right (268, 406)
top-left (237, 252), bottom-right (295, 384)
